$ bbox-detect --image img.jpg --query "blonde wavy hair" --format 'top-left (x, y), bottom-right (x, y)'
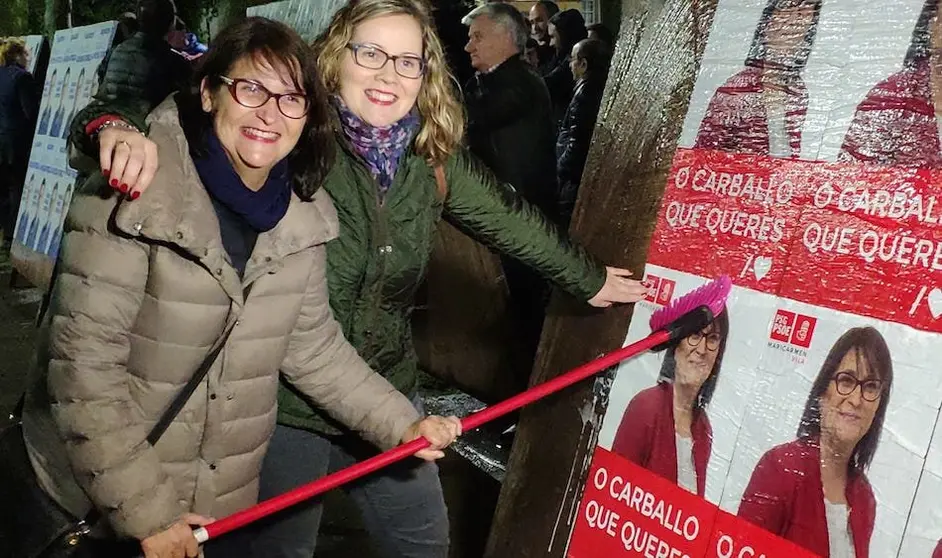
top-left (0, 38), bottom-right (28, 67)
top-left (313, 0), bottom-right (465, 165)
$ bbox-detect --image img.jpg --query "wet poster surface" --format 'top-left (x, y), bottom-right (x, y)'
top-left (569, 1), bottom-right (942, 557)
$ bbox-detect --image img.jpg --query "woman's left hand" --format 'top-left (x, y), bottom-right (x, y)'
top-left (402, 415), bottom-right (463, 461)
top-left (588, 266), bottom-right (648, 307)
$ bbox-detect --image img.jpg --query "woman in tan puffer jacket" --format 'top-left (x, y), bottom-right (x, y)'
top-left (20, 17), bottom-right (460, 558)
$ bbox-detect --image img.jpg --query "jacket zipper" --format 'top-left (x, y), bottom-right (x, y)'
top-left (337, 134), bottom-right (407, 349)
top-left (356, 161), bottom-right (392, 345)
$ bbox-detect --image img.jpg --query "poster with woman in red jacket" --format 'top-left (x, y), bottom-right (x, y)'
top-left (738, 327), bottom-right (892, 558)
top-left (839, 0), bottom-right (942, 167)
top-left (568, 2), bottom-right (942, 557)
top-left (610, 311), bottom-right (730, 498)
top-left (694, 0), bottom-right (823, 159)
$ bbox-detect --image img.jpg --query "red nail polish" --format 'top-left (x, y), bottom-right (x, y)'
top-left (130, 191), bottom-right (141, 200)
top-left (103, 169), bottom-right (110, 177)
top-left (119, 183), bottom-right (129, 193)
top-left (110, 178), bottom-right (119, 187)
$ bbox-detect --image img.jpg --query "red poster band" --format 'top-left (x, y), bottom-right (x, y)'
top-left (569, 448), bottom-right (819, 558)
top-left (647, 149), bottom-right (942, 333)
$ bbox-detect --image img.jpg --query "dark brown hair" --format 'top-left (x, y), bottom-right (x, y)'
top-left (176, 17), bottom-right (334, 200)
top-left (746, 0), bottom-right (823, 73)
top-left (549, 9), bottom-right (587, 57)
top-left (797, 326), bottom-right (893, 473)
top-left (905, 0), bottom-right (939, 68)
top-left (657, 309), bottom-right (730, 413)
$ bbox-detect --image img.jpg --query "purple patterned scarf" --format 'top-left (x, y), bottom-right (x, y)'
top-left (332, 95), bottom-right (421, 194)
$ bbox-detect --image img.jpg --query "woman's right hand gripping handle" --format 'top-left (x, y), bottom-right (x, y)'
top-left (140, 513), bottom-right (213, 558)
top-left (95, 120), bottom-right (159, 199)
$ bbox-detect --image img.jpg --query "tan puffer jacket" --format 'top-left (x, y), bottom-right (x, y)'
top-left (21, 99), bottom-right (420, 541)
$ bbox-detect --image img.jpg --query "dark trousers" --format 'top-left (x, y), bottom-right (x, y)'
top-left (500, 255), bottom-right (548, 387)
top-left (245, 421), bottom-right (449, 558)
top-left (0, 160), bottom-right (26, 246)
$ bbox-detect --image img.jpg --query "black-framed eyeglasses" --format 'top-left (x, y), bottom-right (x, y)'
top-left (218, 75), bottom-right (310, 119)
top-left (686, 330), bottom-right (721, 352)
top-left (347, 43), bottom-right (426, 79)
top-left (833, 372), bottom-right (883, 402)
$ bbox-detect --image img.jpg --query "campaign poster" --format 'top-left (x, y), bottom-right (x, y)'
top-left (18, 35), bottom-right (46, 74)
top-left (568, 1), bottom-right (942, 557)
top-left (10, 21), bottom-right (116, 288)
top-left (246, 0), bottom-right (347, 42)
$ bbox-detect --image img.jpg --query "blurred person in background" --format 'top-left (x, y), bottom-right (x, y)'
top-left (556, 38), bottom-right (611, 228)
top-left (0, 38), bottom-right (40, 251)
top-left (544, 8), bottom-right (587, 126)
top-left (81, 0), bottom-right (191, 135)
top-left (97, 12), bottom-right (140, 85)
top-left (528, 1), bottom-right (559, 69)
top-left (587, 22), bottom-right (615, 48)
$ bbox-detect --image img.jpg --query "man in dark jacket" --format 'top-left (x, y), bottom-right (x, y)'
top-left (89, 0), bottom-right (189, 120)
top-left (463, 2), bottom-right (557, 217)
top-left (0, 40), bottom-right (40, 250)
top-left (463, 2), bottom-right (559, 366)
top-left (557, 38), bottom-right (611, 228)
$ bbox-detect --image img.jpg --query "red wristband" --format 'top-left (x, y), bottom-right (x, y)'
top-left (84, 114), bottom-right (124, 137)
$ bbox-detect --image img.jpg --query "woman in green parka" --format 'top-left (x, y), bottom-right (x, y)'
top-left (70, 2), bottom-right (645, 556)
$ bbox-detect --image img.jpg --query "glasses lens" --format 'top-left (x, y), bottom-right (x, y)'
top-left (834, 373), bottom-right (857, 395)
top-left (355, 46), bottom-right (387, 69)
top-left (706, 334), bottom-right (721, 351)
top-left (277, 94), bottom-right (309, 119)
top-left (395, 56), bottom-right (425, 79)
top-left (862, 381), bottom-right (882, 402)
top-left (234, 81), bottom-right (269, 108)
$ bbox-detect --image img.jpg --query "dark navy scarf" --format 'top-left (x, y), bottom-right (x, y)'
top-left (331, 95), bottom-right (420, 194)
top-left (191, 130), bottom-right (292, 232)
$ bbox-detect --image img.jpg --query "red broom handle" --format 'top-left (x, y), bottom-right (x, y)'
top-left (196, 328), bottom-right (671, 543)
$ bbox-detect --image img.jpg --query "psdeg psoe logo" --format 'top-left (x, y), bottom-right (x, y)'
top-left (642, 274), bottom-right (676, 307)
top-left (768, 309), bottom-right (817, 363)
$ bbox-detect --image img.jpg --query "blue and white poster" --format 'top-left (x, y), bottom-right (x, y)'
top-left (11, 21), bottom-right (116, 288)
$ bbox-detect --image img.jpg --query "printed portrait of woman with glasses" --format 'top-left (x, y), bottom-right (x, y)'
top-left (738, 326), bottom-right (892, 558)
top-left (611, 310), bottom-right (730, 498)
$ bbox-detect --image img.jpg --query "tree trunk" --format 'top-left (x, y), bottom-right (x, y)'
top-left (43, 0), bottom-right (67, 37)
top-left (483, 0), bottom-right (718, 556)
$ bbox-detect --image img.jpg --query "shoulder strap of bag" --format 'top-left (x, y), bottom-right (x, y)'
top-left (39, 250), bottom-right (244, 445)
top-left (146, 284), bottom-right (252, 444)
top-left (77, 287), bottom-right (250, 529)
top-left (433, 165), bottom-right (447, 200)
top-left (145, 317), bottom-right (237, 445)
